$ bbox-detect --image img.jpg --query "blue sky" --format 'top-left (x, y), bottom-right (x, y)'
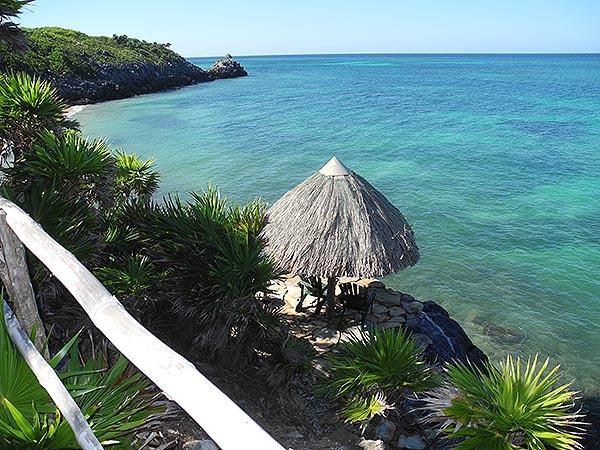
top-left (19, 0), bottom-right (600, 56)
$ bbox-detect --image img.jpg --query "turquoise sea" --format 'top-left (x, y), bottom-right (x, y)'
top-left (76, 54), bottom-right (600, 395)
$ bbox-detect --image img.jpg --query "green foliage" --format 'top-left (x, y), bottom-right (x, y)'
top-left (0, 71), bottom-right (74, 159)
top-left (114, 151), bottom-right (159, 201)
top-left (340, 393), bottom-right (389, 424)
top-left (3, 183), bottom-right (97, 264)
top-left (1, 27), bottom-right (188, 79)
top-left (2, 130), bottom-right (118, 263)
top-left (112, 188), bottom-right (278, 363)
top-left (0, 0), bottom-right (33, 50)
top-left (321, 327), bottom-right (439, 423)
top-left (8, 130), bottom-right (114, 206)
top-left (96, 254), bottom-right (163, 297)
top-left (135, 188), bottom-right (275, 305)
top-left (260, 334), bottom-right (316, 388)
top-left (0, 312), bottom-right (161, 448)
top-left (423, 356), bottom-right (585, 450)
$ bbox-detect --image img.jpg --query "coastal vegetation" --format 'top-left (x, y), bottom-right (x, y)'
top-left (321, 327), bottom-right (439, 424)
top-left (422, 356), bottom-right (585, 449)
top-left (0, 307), bottom-right (159, 448)
top-left (0, 25), bottom-right (248, 103)
top-left (0, 5), bottom-right (591, 448)
top-left (0, 27), bottom-right (184, 77)
top-left (0, 0), bottom-right (31, 50)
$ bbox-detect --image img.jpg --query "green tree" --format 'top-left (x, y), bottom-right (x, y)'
top-left (0, 0), bottom-right (32, 50)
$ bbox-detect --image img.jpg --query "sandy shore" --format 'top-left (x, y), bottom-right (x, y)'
top-left (65, 105), bottom-right (88, 118)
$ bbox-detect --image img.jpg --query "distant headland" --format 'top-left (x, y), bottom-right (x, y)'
top-left (0, 27), bottom-right (247, 104)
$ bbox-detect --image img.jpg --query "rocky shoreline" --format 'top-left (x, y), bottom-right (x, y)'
top-left (52, 54), bottom-right (248, 105)
top-left (265, 275), bottom-right (488, 450)
top-left (270, 275), bottom-right (487, 368)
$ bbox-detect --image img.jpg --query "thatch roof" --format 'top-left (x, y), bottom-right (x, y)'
top-left (263, 157), bottom-right (420, 278)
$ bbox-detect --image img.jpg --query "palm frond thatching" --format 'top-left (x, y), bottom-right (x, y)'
top-left (263, 157), bottom-right (419, 278)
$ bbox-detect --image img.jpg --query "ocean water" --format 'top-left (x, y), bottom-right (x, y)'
top-left (76, 54), bottom-right (600, 394)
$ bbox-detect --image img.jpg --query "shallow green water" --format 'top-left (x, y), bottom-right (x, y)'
top-left (76, 54), bottom-right (600, 394)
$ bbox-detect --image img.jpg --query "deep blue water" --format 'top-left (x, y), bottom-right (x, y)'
top-left (76, 54), bottom-right (600, 394)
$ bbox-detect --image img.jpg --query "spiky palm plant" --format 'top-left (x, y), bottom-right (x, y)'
top-left (96, 254), bottom-right (164, 297)
top-left (7, 130), bottom-right (115, 207)
top-left (259, 333), bottom-right (316, 388)
top-left (0, 310), bottom-right (162, 448)
top-left (114, 151), bottom-right (160, 201)
top-left (0, 0), bottom-right (33, 50)
top-left (121, 187), bottom-right (278, 364)
top-left (1, 131), bottom-right (119, 269)
top-left (321, 327), bottom-right (439, 424)
top-left (0, 71), bottom-right (75, 160)
top-left (421, 355), bottom-right (586, 449)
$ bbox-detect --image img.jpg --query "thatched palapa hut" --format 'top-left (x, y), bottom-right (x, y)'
top-left (263, 156), bottom-right (419, 318)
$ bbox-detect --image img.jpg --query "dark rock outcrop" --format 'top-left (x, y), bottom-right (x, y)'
top-left (51, 61), bottom-right (209, 104)
top-left (206, 54), bottom-right (248, 80)
top-left (53, 56), bottom-right (247, 104)
top-left (404, 300), bottom-right (488, 367)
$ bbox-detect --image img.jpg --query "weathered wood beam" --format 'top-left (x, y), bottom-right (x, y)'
top-left (0, 210), bottom-right (48, 356)
top-left (0, 197), bottom-right (285, 450)
top-left (3, 301), bottom-right (103, 449)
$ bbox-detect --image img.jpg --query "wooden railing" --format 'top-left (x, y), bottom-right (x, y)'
top-left (0, 198), bottom-right (285, 450)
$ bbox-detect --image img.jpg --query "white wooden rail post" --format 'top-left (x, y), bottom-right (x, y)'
top-left (3, 301), bottom-right (103, 449)
top-left (0, 198), bottom-right (285, 450)
top-left (0, 210), bottom-right (48, 356)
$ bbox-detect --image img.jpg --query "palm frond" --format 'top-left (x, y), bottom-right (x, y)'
top-left (421, 355), bottom-right (587, 449)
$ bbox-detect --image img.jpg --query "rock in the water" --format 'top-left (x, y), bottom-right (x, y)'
top-left (401, 293), bottom-right (416, 303)
top-left (397, 434), bottom-right (427, 449)
top-left (407, 301), bottom-right (487, 366)
top-left (207, 55), bottom-right (248, 79)
top-left (357, 438), bottom-right (385, 450)
top-left (375, 419), bottom-right (396, 442)
top-left (183, 440), bottom-right (219, 450)
top-left (412, 332), bottom-right (433, 349)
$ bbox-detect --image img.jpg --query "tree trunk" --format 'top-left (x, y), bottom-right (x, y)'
top-left (0, 210), bottom-right (48, 357)
top-left (325, 276), bottom-right (337, 321)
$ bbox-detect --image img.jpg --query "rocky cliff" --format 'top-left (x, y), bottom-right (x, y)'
top-left (0, 27), bottom-right (247, 104)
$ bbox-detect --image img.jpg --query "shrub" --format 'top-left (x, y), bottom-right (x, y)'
top-left (0, 311), bottom-right (162, 448)
top-left (0, 71), bottom-right (75, 159)
top-left (321, 327), bottom-right (439, 423)
top-left (7, 130), bottom-right (115, 207)
top-left (0, 0), bottom-right (33, 50)
top-left (2, 131), bottom-right (117, 266)
top-left (114, 151), bottom-right (160, 201)
top-left (95, 254), bottom-right (164, 298)
top-left (260, 333), bottom-right (316, 388)
top-left (421, 355), bottom-right (586, 449)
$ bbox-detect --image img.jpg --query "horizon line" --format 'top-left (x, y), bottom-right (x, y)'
top-left (186, 51), bottom-right (600, 58)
